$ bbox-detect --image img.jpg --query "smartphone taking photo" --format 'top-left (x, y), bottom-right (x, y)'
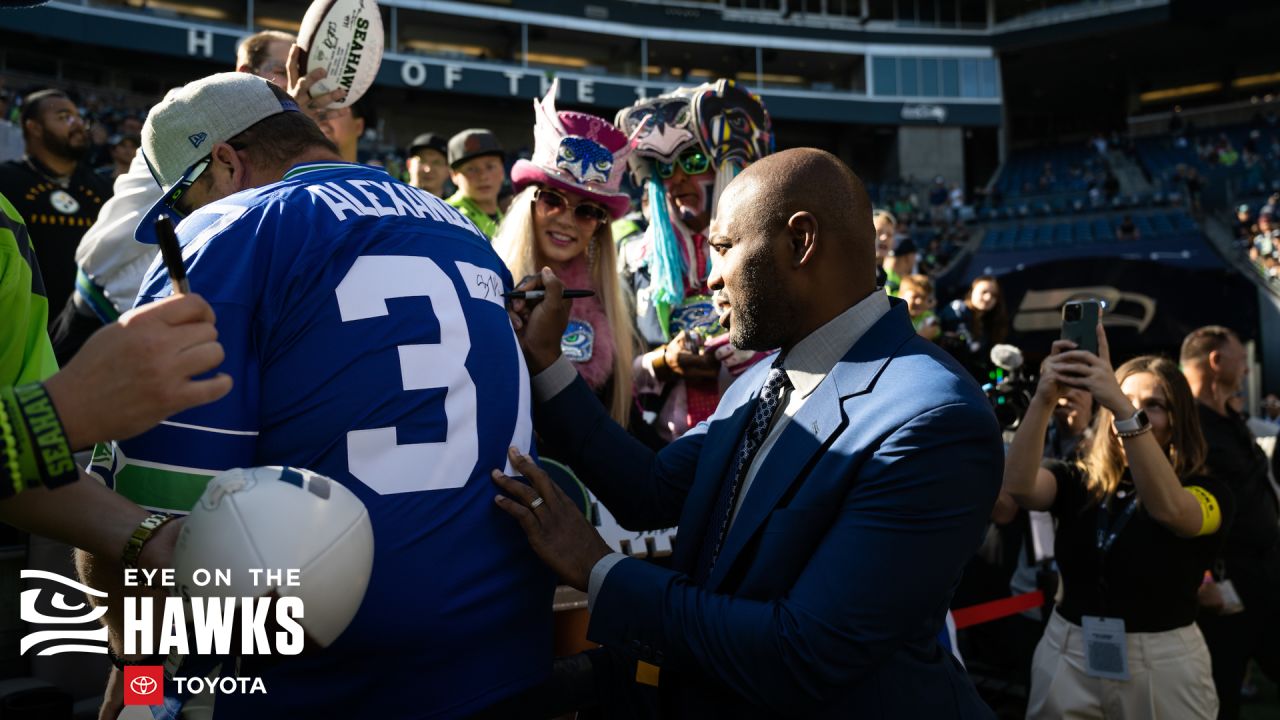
top-left (1061, 300), bottom-right (1101, 355)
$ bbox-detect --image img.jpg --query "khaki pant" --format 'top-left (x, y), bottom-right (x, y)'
top-left (1027, 610), bottom-right (1218, 719)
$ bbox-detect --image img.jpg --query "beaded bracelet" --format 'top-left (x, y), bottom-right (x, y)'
top-left (0, 392), bottom-right (24, 498)
top-left (0, 383), bottom-right (78, 493)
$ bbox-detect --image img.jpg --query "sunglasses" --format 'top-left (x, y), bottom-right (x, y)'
top-left (163, 156), bottom-right (211, 220)
top-left (656, 149), bottom-right (711, 179)
top-left (533, 188), bottom-right (609, 226)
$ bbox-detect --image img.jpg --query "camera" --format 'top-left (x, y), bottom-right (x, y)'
top-left (985, 344), bottom-right (1036, 431)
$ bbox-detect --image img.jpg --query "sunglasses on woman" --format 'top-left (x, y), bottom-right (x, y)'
top-left (533, 187), bottom-right (609, 225)
top-left (656, 149), bottom-right (711, 179)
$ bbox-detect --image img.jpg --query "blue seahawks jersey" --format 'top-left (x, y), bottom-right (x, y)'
top-left (88, 163), bottom-right (551, 718)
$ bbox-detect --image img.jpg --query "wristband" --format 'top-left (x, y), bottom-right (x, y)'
top-left (0, 393), bottom-right (24, 497)
top-left (0, 383), bottom-right (75, 492)
top-left (122, 513), bottom-right (175, 571)
top-left (650, 351), bottom-right (675, 383)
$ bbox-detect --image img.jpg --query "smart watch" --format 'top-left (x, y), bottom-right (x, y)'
top-left (1114, 409), bottom-right (1151, 438)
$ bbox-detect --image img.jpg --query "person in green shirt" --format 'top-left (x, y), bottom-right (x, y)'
top-left (0, 191), bottom-right (58, 386)
top-left (446, 128), bottom-right (506, 239)
top-left (882, 235), bottom-right (917, 297)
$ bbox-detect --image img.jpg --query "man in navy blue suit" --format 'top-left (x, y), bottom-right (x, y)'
top-left (493, 148), bottom-right (1003, 718)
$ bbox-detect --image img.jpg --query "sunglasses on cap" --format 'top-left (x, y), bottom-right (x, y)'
top-left (656, 149), bottom-right (711, 179)
top-left (533, 187), bottom-right (609, 226)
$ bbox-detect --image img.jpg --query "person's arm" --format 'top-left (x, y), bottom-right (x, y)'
top-left (43, 293), bottom-right (232, 450)
top-left (584, 399), bottom-right (1003, 714)
top-left (514, 268), bottom-right (704, 529)
top-left (0, 473), bottom-right (176, 568)
top-left (1053, 324), bottom-right (1208, 537)
top-left (1003, 340), bottom-right (1077, 511)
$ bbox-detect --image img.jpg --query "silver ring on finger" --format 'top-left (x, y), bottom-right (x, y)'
top-left (529, 496), bottom-right (545, 511)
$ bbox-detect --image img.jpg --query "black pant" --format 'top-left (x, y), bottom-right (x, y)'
top-left (1198, 594), bottom-right (1280, 719)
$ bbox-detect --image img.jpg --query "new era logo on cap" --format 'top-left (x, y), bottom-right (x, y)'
top-left (188, 132), bottom-right (209, 148)
top-left (124, 665), bottom-right (164, 705)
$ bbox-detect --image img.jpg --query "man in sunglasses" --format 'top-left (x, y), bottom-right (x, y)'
top-left (615, 81), bottom-right (776, 443)
top-left (52, 29), bottom-right (347, 365)
top-left (78, 73), bottom-right (551, 719)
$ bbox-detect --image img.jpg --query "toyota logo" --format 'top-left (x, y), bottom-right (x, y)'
top-left (129, 676), bottom-right (157, 695)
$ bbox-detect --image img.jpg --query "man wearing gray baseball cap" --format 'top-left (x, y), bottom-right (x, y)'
top-left (79, 72), bottom-right (552, 719)
top-left (132, 72), bottom-right (329, 244)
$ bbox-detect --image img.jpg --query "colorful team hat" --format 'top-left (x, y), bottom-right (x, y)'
top-left (510, 79), bottom-right (638, 220)
top-left (691, 79), bottom-right (774, 178)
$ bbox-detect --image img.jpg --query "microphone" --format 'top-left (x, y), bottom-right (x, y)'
top-left (990, 344), bottom-right (1024, 372)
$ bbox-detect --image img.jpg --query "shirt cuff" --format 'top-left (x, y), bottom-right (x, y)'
top-left (588, 552), bottom-right (630, 614)
top-left (532, 355), bottom-right (577, 403)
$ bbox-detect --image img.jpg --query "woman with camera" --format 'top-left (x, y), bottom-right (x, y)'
top-left (1003, 323), bottom-right (1232, 719)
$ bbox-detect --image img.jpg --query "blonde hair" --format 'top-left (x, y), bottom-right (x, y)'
top-left (899, 273), bottom-right (933, 298)
top-left (236, 31), bottom-right (295, 74)
top-left (1077, 355), bottom-right (1207, 505)
top-left (873, 209), bottom-right (897, 228)
top-left (493, 186), bottom-right (640, 426)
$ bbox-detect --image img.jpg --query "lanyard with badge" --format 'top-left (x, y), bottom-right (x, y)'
top-left (1082, 488), bottom-right (1138, 681)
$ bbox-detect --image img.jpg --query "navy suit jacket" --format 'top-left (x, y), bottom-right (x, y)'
top-left (535, 301), bottom-right (1003, 718)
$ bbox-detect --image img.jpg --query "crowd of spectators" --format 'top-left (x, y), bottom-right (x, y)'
top-left (8, 43), bottom-right (1280, 719)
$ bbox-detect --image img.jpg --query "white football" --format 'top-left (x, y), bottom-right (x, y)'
top-left (172, 466), bottom-right (375, 648)
top-left (296, 0), bottom-right (384, 108)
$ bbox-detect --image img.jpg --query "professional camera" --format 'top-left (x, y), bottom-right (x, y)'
top-left (984, 344), bottom-right (1036, 431)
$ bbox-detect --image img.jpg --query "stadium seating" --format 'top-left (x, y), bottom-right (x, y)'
top-left (979, 209), bottom-right (1201, 253)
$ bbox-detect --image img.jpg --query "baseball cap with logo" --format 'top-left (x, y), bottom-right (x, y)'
top-left (135, 72), bottom-right (299, 244)
top-left (447, 129), bottom-right (504, 169)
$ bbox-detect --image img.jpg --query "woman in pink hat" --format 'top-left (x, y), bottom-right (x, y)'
top-left (493, 81), bottom-right (643, 428)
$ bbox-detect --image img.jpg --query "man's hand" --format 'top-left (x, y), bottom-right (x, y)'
top-left (507, 268), bottom-right (572, 374)
top-left (661, 331), bottom-right (720, 381)
top-left (491, 447), bottom-right (612, 590)
top-left (44, 293), bottom-right (232, 449)
top-left (286, 44), bottom-right (347, 120)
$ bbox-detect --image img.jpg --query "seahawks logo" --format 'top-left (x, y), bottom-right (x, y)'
top-left (19, 570), bottom-right (109, 656)
top-left (561, 319), bottom-right (595, 363)
top-left (669, 297), bottom-right (721, 338)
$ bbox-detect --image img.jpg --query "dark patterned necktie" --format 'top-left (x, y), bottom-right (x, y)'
top-left (693, 361), bottom-right (791, 584)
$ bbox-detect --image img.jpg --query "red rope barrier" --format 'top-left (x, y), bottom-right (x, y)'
top-left (952, 591), bottom-right (1046, 629)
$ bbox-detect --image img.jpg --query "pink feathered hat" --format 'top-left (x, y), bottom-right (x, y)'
top-left (510, 79), bottom-right (639, 220)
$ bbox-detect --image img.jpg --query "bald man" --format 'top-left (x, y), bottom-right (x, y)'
top-left (499, 148), bottom-right (1003, 718)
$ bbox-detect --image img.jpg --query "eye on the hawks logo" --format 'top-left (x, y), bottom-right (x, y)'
top-left (19, 570), bottom-right (108, 656)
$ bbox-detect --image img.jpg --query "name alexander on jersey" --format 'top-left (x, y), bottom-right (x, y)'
top-left (304, 174), bottom-right (479, 233)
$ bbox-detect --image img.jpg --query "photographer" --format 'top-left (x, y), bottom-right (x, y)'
top-left (1003, 324), bottom-right (1229, 719)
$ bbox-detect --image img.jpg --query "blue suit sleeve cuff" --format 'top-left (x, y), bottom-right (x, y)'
top-left (532, 355), bottom-right (576, 403)
top-left (588, 552), bottom-right (631, 613)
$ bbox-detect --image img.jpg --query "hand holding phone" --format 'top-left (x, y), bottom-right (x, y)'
top-left (1061, 300), bottom-right (1101, 356)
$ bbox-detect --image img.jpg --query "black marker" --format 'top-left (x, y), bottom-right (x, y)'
top-left (502, 289), bottom-right (595, 300)
top-left (155, 215), bottom-right (189, 295)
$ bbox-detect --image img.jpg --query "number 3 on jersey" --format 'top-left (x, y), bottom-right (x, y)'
top-left (335, 255), bottom-right (480, 494)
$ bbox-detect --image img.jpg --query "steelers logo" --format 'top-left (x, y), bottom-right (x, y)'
top-left (49, 190), bottom-right (80, 215)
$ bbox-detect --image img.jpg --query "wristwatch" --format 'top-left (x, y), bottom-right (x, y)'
top-left (1114, 409), bottom-right (1151, 438)
top-left (121, 513), bottom-right (174, 570)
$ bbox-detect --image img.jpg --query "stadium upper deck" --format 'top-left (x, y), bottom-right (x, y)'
top-left (1, 0), bottom-right (1167, 128)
